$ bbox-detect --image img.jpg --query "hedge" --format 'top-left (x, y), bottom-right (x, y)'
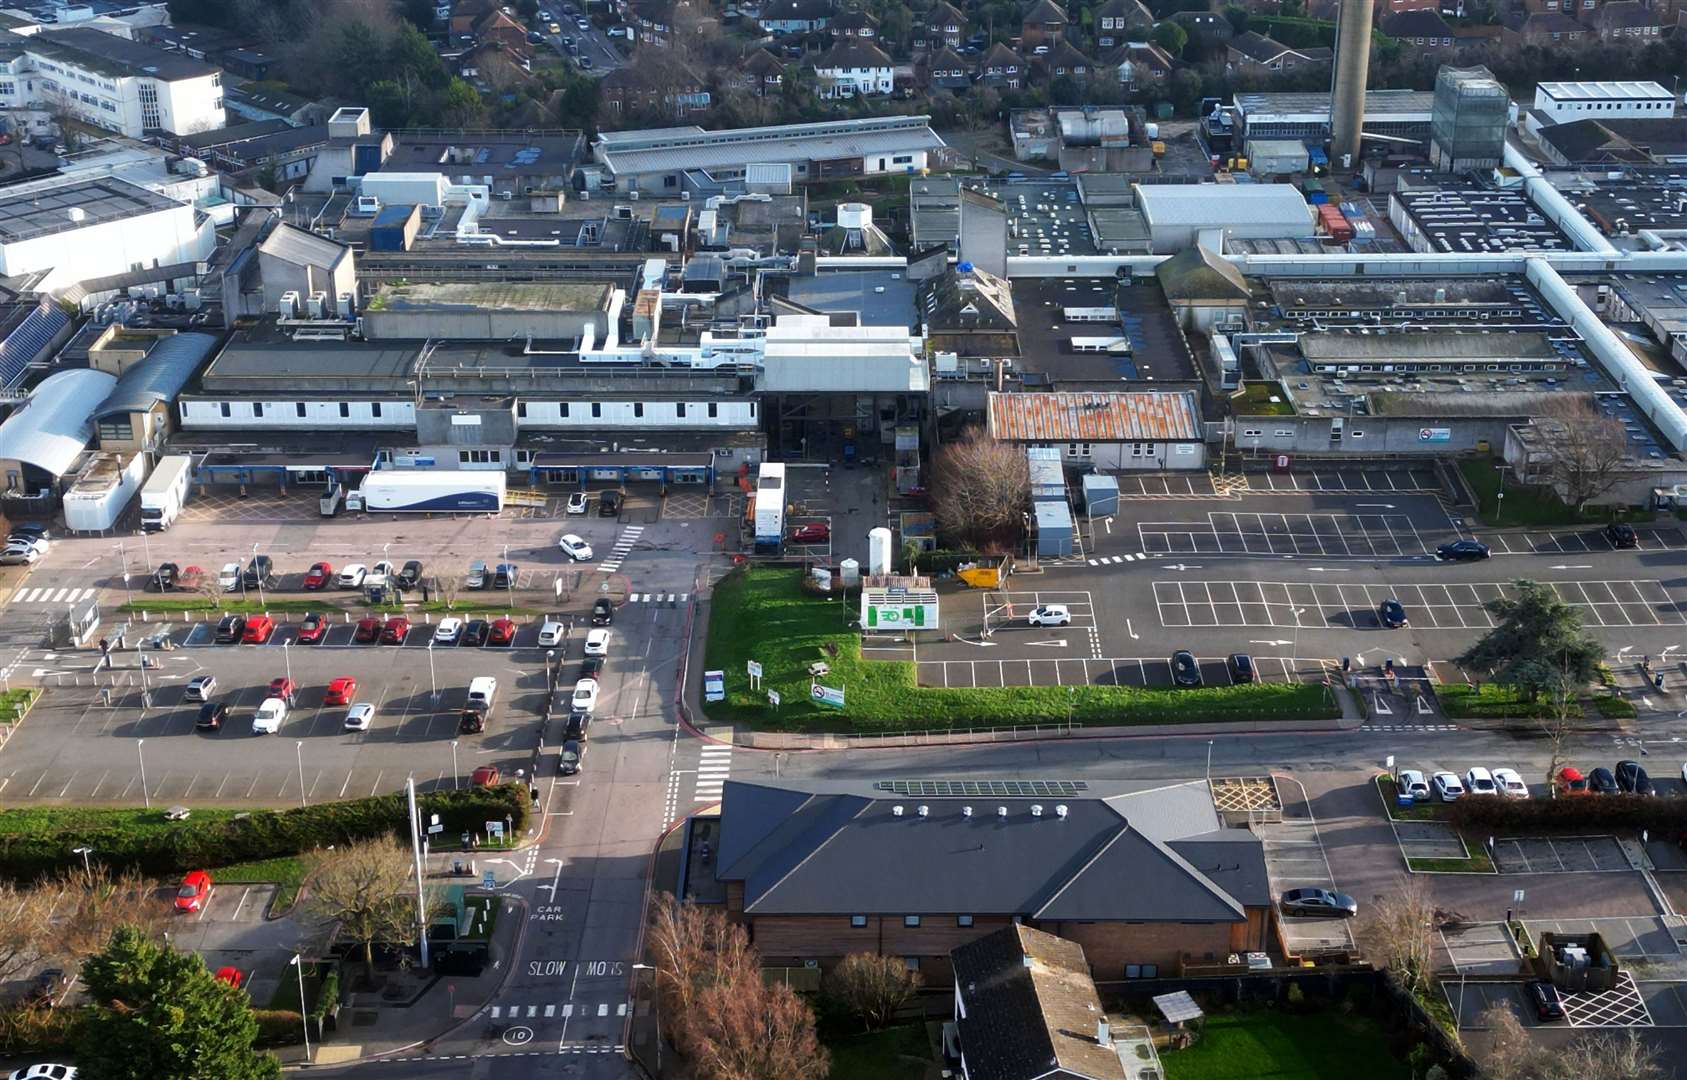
top-left (898, 548), bottom-right (986, 575)
top-left (1446, 793), bottom-right (1681, 832)
top-left (252, 1008), bottom-right (305, 1049)
top-left (0, 784), bottom-right (529, 882)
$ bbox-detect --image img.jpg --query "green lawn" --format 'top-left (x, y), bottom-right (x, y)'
top-left (0, 804), bottom-right (242, 838)
top-left (0, 687), bottom-right (39, 724)
top-left (1458, 459), bottom-right (1611, 528)
top-left (1436, 683), bottom-right (1576, 721)
top-left (1234, 382), bottom-right (1296, 416)
top-left (825, 1023), bottom-right (928, 1080)
top-left (214, 855), bottom-right (308, 912)
top-left (705, 568), bottom-right (1338, 733)
top-left (1374, 776), bottom-right (1446, 822)
top-left (1160, 1011), bottom-right (1411, 1080)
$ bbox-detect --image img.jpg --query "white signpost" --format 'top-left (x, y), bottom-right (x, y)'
top-left (767, 688), bottom-right (781, 707)
top-left (747, 660), bottom-right (762, 691)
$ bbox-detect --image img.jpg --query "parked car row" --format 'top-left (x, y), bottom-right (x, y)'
top-left (0, 523), bottom-right (49, 565)
top-left (1400, 760), bottom-right (1657, 801)
top-left (209, 612), bottom-right (522, 648)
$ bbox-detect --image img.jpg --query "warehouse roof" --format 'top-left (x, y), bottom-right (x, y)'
top-left (258, 222), bottom-right (349, 269)
top-left (92, 332), bottom-right (217, 421)
top-left (1299, 331), bottom-right (1562, 362)
top-left (1133, 183), bottom-right (1313, 229)
top-left (989, 391), bottom-right (1201, 442)
top-left (1537, 80), bottom-right (1671, 101)
top-left (365, 281), bottom-right (611, 313)
top-left (1234, 89), bottom-right (1434, 120)
top-left (594, 116), bottom-right (944, 177)
top-left (0, 178), bottom-right (181, 243)
top-left (0, 368), bottom-right (116, 477)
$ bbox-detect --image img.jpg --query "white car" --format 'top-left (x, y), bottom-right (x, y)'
top-left (537, 620), bottom-right (566, 647)
top-left (584, 628), bottom-right (610, 656)
top-left (1026, 604), bottom-right (1071, 627)
top-left (218, 562), bottom-right (242, 591)
top-left (366, 560), bottom-right (395, 586)
top-left (1492, 767), bottom-right (1531, 799)
top-left (434, 617), bottom-right (462, 644)
top-left (0, 543), bottom-right (42, 565)
top-left (337, 563), bottom-right (368, 588)
top-left (1397, 769), bottom-right (1431, 801)
top-left (252, 697), bottom-right (288, 734)
top-left (559, 534), bottom-right (593, 561)
top-left (343, 703), bottom-right (375, 732)
top-left (1431, 771), bottom-right (1465, 801)
top-left (571, 677), bottom-right (599, 713)
top-left (566, 491), bottom-right (589, 514)
top-left (7, 1066), bottom-right (77, 1080)
top-left (1464, 767), bottom-right (1497, 795)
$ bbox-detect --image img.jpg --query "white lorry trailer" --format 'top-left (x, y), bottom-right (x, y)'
top-left (138, 455), bottom-right (192, 532)
top-left (348, 470), bottom-right (506, 513)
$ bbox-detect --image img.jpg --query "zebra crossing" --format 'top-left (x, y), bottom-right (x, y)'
top-left (597, 526), bottom-right (644, 574)
top-left (10, 586), bottom-right (97, 605)
top-left (695, 743), bottom-right (731, 803)
top-left (1085, 553), bottom-right (1149, 566)
top-left (488, 1001), bottom-right (629, 1020)
top-left (627, 592), bottom-right (689, 604)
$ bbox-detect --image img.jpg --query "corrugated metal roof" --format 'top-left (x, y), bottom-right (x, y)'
top-left (257, 222), bottom-right (347, 269)
top-left (0, 367), bottom-right (116, 476)
top-left (93, 333), bottom-right (217, 421)
top-left (597, 116), bottom-right (945, 176)
top-left (1134, 183), bottom-right (1314, 228)
top-left (989, 391), bottom-right (1200, 442)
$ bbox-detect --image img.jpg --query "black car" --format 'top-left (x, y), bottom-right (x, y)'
top-left (1527, 980), bottom-right (1564, 1022)
top-left (1615, 760), bottom-right (1654, 795)
top-left (243, 554), bottom-right (275, 588)
top-left (1587, 766), bottom-right (1619, 794)
top-left (591, 598), bottom-right (614, 626)
top-left (580, 655), bottom-right (604, 679)
top-left (1437, 539), bottom-right (1491, 562)
top-left (563, 710), bottom-right (590, 740)
top-left (461, 619), bottom-right (490, 647)
top-left (560, 738), bottom-right (584, 775)
top-left (493, 563), bottom-right (517, 590)
top-left (1171, 650), bottom-right (1202, 688)
top-left (599, 490), bottom-right (622, 517)
top-left (458, 702), bottom-right (488, 734)
top-left (1379, 598), bottom-right (1408, 629)
top-left (397, 560), bottom-right (424, 589)
top-left (213, 614), bottom-right (246, 643)
top-left (195, 701), bottom-right (229, 732)
top-left (1279, 887), bottom-right (1359, 919)
top-left (8, 522), bottom-right (49, 540)
top-left (1227, 653), bottom-right (1254, 684)
top-left (526, 29), bottom-right (543, 42)
top-left (1604, 522), bottom-right (1638, 549)
top-left (150, 562), bottom-right (179, 591)
top-left (25, 968), bottom-right (67, 1005)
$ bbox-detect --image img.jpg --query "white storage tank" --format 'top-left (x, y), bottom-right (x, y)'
top-left (868, 527), bottom-right (893, 576)
top-left (839, 558), bottom-right (860, 586)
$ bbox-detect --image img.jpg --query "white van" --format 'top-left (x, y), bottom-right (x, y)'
top-left (467, 677), bottom-right (497, 710)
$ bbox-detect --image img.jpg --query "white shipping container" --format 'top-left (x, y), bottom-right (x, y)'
top-left (63, 453), bottom-right (148, 533)
top-left (753, 461), bottom-right (785, 543)
top-left (359, 172), bottom-right (451, 209)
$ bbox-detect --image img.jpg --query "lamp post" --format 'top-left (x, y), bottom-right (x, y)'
top-left (115, 540), bottom-right (132, 607)
top-left (451, 740), bottom-right (460, 790)
top-left (136, 739), bottom-right (149, 809)
top-left (1206, 739), bottom-right (1215, 783)
top-left (137, 528), bottom-right (152, 579)
top-left (502, 544), bottom-right (513, 610)
top-left (251, 542), bottom-right (266, 607)
top-left (282, 640), bottom-right (292, 686)
top-left (73, 846), bottom-right (92, 877)
top-left (1290, 607), bottom-right (1307, 675)
top-left (296, 740), bottom-right (306, 808)
top-left (427, 641), bottom-right (438, 701)
top-left (290, 953), bottom-right (311, 1062)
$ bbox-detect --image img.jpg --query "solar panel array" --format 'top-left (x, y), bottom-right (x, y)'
top-left (0, 301), bottom-right (69, 389)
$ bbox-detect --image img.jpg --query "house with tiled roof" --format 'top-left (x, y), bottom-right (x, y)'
top-left (1107, 40), bottom-right (1173, 89)
top-left (1035, 38), bottom-right (1092, 83)
top-left (917, 1), bottom-right (967, 50)
top-left (599, 58), bottom-right (710, 119)
top-left (830, 7), bottom-right (879, 37)
top-left (758, 0), bottom-right (833, 34)
top-left (1093, 0), bottom-right (1153, 48)
top-left (739, 48), bottom-right (786, 95)
top-left (978, 42), bottom-right (1024, 88)
top-left (1589, 0), bottom-right (1661, 37)
top-left (1505, 10), bottom-right (1591, 43)
top-left (924, 46), bottom-right (973, 90)
top-left (1226, 30), bottom-right (1330, 72)
top-left (1021, 0), bottom-right (1069, 46)
top-left (1381, 9), bottom-right (1455, 46)
top-left (810, 37), bottom-right (895, 97)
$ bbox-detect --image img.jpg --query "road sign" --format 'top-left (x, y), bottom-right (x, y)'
top-left (428, 823), bottom-right (444, 835)
top-left (767, 689), bottom-right (781, 707)
top-left (483, 869), bottom-right (496, 890)
top-left (811, 684), bottom-right (845, 708)
top-left (747, 660), bottom-right (762, 678)
top-left (486, 820), bottom-right (504, 838)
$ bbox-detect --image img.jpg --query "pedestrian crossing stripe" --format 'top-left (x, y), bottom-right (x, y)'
top-left (489, 1002), bottom-right (628, 1020)
top-left (627, 593), bottom-right (690, 603)
top-left (12, 586), bottom-right (95, 604)
top-left (1084, 554), bottom-right (1148, 566)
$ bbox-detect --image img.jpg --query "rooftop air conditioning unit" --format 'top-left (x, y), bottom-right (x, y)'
top-left (307, 292), bottom-right (328, 319)
top-left (278, 290), bottom-right (300, 319)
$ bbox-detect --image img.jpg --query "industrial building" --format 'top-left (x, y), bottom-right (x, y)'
top-left (1132, 184), bottom-right (1315, 254)
top-left (1389, 184), bottom-right (1574, 254)
top-left (1232, 90), bottom-right (1434, 146)
top-left (0, 177), bottom-right (215, 291)
top-left (988, 391), bottom-right (1206, 470)
top-left (1531, 81), bottom-right (1676, 126)
top-left (1429, 66), bottom-right (1508, 173)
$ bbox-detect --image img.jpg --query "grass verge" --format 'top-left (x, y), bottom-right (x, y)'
top-left (705, 568), bottom-right (1339, 733)
top-left (462, 893), bottom-right (499, 941)
top-left (824, 1022), bottom-right (928, 1080)
top-left (1159, 1009), bottom-right (1410, 1080)
top-left (214, 855), bottom-right (308, 913)
top-left (1374, 776), bottom-right (1447, 822)
top-left (1408, 841), bottom-right (1496, 874)
top-left (1593, 694), bottom-right (1637, 719)
top-left (1234, 381), bottom-right (1296, 415)
top-left (0, 687), bottom-right (40, 724)
top-left (1436, 683), bottom-right (1576, 721)
top-left (1458, 458), bottom-right (1610, 528)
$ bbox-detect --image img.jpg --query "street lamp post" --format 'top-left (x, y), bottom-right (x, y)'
top-left (73, 846), bottom-right (92, 877)
top-left (116, 540), bottom-right (133, 607)
top-left (251, 542), bottom-right (266, 608)
top-left (451, 740), bottom-right (460, 790)
top-left (1291, 607), bottom-right (1307, 674)
top-left (296, 741), bottom-right (306, 808)
top-left (631, 962), bottom-right (665, 1075)
top-left (282, 641), bottom-right (292, 686)
top-left (1206, 739), bottom-right (1215, 783)
top-left (502, 544), bottom-right (513, 610)
top-left (290, 953), bottom-right (311, 1062)
top-left (427, 641), bottom-right (438, 701)
top-left (137, 528), bottom-right (152, 579)
top-left (136, 739), bottom-right (149, 809)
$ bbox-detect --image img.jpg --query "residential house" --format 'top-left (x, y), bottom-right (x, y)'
top-left (477, 9), bottom-right (535, 53)
top-left (739, 48), bottom-right (787, 95)
top-left (1380, 8), bottom-right (1455, 45)
top-left (599, 60), bottom-right (711, 119)
top-left (1589, 0), bottom-right (1662, 36)
top-left (1226, 30), bottom-right (1331, 72)
top-left (1035, 39), bottom-right (1092, 83)
top-left (978, 42), bottom-right (1025, 89)
top-left (951, 926), bottom-right (1129, 1080)
top-left (830, 7), bottom-right (880, 37)
top-left (629, 0), bottom-right (693, 46)
top-left (1108, 41), bottom-right (1173, 90)
top-left (1093, 0), bottom-right (1154, 48)
top-left (1505, 10), bottom-right (1591, 42)
top-left (1378, 0), bottom-right (1445, 14)
top-left (711, 777), bottom-right (1273, 982)
top-left (1169, 10), bottom-right (1232, 46)
top-left (917, 1), bottom-right (967, 51)
top-left (924, 47), bottom-right (974, 91)
top-left (1020, 0), bottom-right (1070, 47)
top-left (458, 41), bottom-right (536, 91)
top-left (759, 0), bottom-right (833, 34)
top-left (809, 38), bottom-right (895, 97)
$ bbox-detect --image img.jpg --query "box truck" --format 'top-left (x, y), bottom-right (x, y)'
top-left (753, 462), bottom-right (785, 554)
top-left (139, 455), bottom-right (192, 532)
top-left (351, 470), bottom-right (506, 513)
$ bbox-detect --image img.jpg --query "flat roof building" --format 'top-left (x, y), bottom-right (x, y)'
top-left (1388, 184), bottom-right (1573, 254)
top-left (1133, 183), bottom-right (1314, 254)
top-left (0, 177), bottom-right (212, 290)
top-left (1233, 89), bottom-right (1435, 144)
top-left (0, 27), bottom-right (225, 138)
top-left (1533, 81), bottom-right (1674, 126)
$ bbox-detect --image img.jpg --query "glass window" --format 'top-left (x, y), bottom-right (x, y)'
top-left (903, 915), bottom-right (920, 928)
top-left (676, 402), bottom-right (686, 418)
top-left (708, 402), bottom-right (718, 418)
top-left (850, 915), bottom-right (867, 928)
top-left (592, 403), bottom-right (602, 418)
top-left (253, 402), bottom-right (263, 418)
top-left (296, 402), bottom-right (307, 418)
top-left (339, 402), bottom-right (350, 418)
top-left (219, 402), bottom-right (230, 418)
top-left (371, 402), bottom-right (382, 418)
top-left (957, 915), bottom-right (974, 927)
top-left (634, 402), bottom-right (644, 418)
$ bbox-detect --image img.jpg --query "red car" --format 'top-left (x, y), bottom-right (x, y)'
top-left (325, 676), bottom-right (357, 706)
top-left (354, 616), bottom-right (384, 643)
top-left (241, 615), bottom-right (275, 644)
top-left (269, 676), bottom-right (297, 704)
top-left (296, 612), bottom-right (326, 644)
top-left (302, 561), bottom-right (333, 590)
top-left (788, 522), bottom-right (830, 544)
top-left (174, 870), bottom-right (211, 913)
top-left (488, 617), bottom-right (516, 646)
top-left (381, 616), bottom-right (410, 644)
top-left (471, 765), bottom-right (501, 787)
top-left (215, 966), bottom-right (243, 988)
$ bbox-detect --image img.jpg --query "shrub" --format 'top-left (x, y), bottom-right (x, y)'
top-left (1446, 792), bottom-right (1681, 833)
top-left (897, 548), bottom-right (986, 575)
top-left (250, 1009), bottom-right (303, 1049)
top-left (0, 1003), bottom-right (76, 1055)
top-left (0, 785), bottom-right (529, 882)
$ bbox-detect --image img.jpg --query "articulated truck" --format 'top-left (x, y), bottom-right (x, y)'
top-left (139, 455), bottom-right (192, 531)
top-left (346, 470), bottom-right (506, 513)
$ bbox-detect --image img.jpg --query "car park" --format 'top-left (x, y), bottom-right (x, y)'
top-left (559, 534), bottom-right (593, 561)
top-left (788, 523), bottom-right (829, 543)
top-left (398, 560), bottom-right (424, 589)
top-left (462, 619), bottom-right (489, 647)
top-left (1227, 653), bottom-right (1254, 683)
top-left (538, 620), bottom-right (566, 647)
top-left (592, 598), bottom-right (614, 625)
top-left (269, 677), bottom-right (297, 704)
top-left (354, 616), bottom-right (383, 643)
top-left (150, 562), bottom-right (179, 590)
top-left (343, 703), bottom-right (375, 732)
top-left (185, 675), bottom-right (217, 702)
top-left (1528, 980), bottom-right (1564, 1021)
top-left (1171, 651), bottom-right (1201, 687)
top-left (337, 564), bottom-right (368, 587)
top-left (599, 490), bottom-right (622, 516)
top-left (174, 870), bottom-right (211, 912)
top-left (493, 563), bottom-right (517, 590)
top-left (1379, 598), bottom-right (1407, 629)
top-left (252, 698), bottom-right (287, 734)
top-left (458, 701), bottom-right (489, 734)
top-left (1437, 539), bottom-right (1491, 561)
top-left (567, 491), bottom-right (589, 514)
top-left (1588, 766), bottom-right (1619, 794)
top-left (195, 702), bottom-right (228, 732)
top-left (572, 678), bottom-right (599, 713)
top-left (214, 615), bottom-right (246, 643)
top-left (381, 616), bottom-right (411, 644)
top-left (8, 522), bottom-right (48, 541)
top-left (325, 677), bottom-right (357, 706)
top-left (1464, 767), bottom-right (1497, 795)
top-left (297, 613), bottom-right (326, 644)
top-left (1397, 769), bottom-right (1430, 801)
top-left (1616, 760), bottom-right (1654, 795)
top-left (471, 765), bottom-right (500, 787)
top-left (435, 618), bottom-right (462, 644)
top-left (1554, 766), bottom-right (1590, 796)
top-left (1431, 771), bottom-right (1465, 801)
top-left (1026, 604), bottom-right (1070, 627)
top-left (1604, 522), bottom-right (1638, 549)
top-left (218, 562), bottom-right (242, 591)
top-left (560, 739), bottom-right (584, 775)
top-left (584, 628), bottom-right (610, 656)
top-left (489, 617), bottom-right (516, 645)
top-left (241, 616), bottom-right (275, 644)
top-left (1279, 887), bottom-right (1357, 919)
top-left (1492, 767), bottom-right (1530, 798)
top-left (467, 677), bottom-right (496, 711)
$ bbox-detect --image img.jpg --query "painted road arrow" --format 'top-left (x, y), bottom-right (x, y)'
top-left (1024, 639), bottom-right (1069, 648)
top-left (1164, 563), bottom-right (1204, 571)
top-left (1355, 503), bottom-right (1397, 509)
top-left (1306, 567), bottom-right (1350, 573)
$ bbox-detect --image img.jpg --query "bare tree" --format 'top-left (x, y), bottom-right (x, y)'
top-left (1359, 891), bottom-right (1436, 997)
top-left (929, 426), bottom-right (1030, 550)
top-left (1540, 650), bottom-right (1582, 794)
top-left (1557, 1030), bottom-right (1665, 1080)
top-left (300, 838), bottom-right (420, 983)
top-left (647, 894), bottom-right (755, 1053)
top-left (48, 865), bottom-right (167, 962)
top-left (0, 882), bottom-right (50, 982)
top-left (1477, 1002), bottom-right (1550, 1080)
top-left (1538, 398), bottom-right (1629, 512)
top-left (691, 972), bottom-right (830, 1080)
top-left (826, 952), bottom-right (921, 1031)
top-left (433, 573), bottom-right (460, 612)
